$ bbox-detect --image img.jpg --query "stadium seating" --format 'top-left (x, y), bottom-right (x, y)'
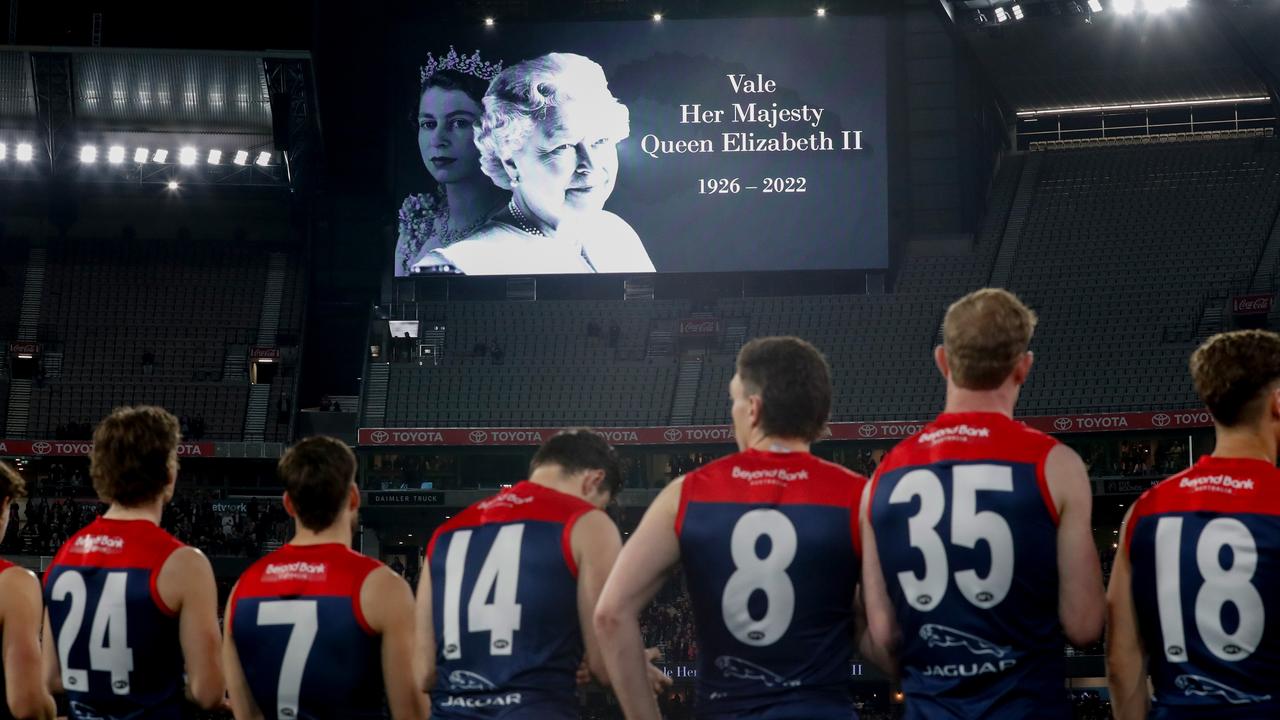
top-left (379, 136), bottom-right (1280, 427)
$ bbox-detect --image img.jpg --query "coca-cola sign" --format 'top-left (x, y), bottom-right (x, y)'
top-left (7, 342), bottom-right (41, 356)
top-left (248, 346), bottom-right (282, 360)
top-left (678, 318), bottom-right (721, 336)
top-left (1232, 293), bottom-right (1274, 316)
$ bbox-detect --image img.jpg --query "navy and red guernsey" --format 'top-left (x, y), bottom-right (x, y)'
top-left (675, 448), bottom-right (867, 720)
top-left (427, 481), bottom-right (596, 720)
top-left (44, 518), bottom-right (187, 720)
top-left (229, 543), bottom-right (387, 720)
top-left (1126, 455), bottom-right (1280, 719)
top-left (868, 412), bottom-right (1068, 720)
top-left (0, 558), bottom-right (18, 720)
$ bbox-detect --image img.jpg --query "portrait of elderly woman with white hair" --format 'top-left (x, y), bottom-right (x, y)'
top-left (413, 52), bottom-right (655, 275)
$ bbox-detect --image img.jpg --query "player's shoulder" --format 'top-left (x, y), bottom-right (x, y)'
top-left (0, 560), bottom-right (38, 593)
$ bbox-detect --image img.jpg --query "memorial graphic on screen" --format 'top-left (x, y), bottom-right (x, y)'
top-left (393, 16), bottom-right (888, 276)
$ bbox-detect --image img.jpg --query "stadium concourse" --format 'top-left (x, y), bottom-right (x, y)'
top-left (2, 0), bottom-right (1280, 718)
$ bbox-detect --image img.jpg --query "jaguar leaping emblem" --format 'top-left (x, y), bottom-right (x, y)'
top-left (715, 656), bottom-right (800, 688)
top-left (448, 670), bottom-right (497, 691)
top-left (919, 624), bottom-right (1010, 658)
top-left (1175, 675), bottom-right (1271, 705)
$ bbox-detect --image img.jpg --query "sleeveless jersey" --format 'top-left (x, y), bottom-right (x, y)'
top-left (1126, 455), bottom-right (1280, 719)
top-left (427, 481), bottom-right (596, 719)
top-left (0, 558), bottom-right (17, 720)
top-left (869, 412), bottom-right (1068, 719)
top-left (676, 448), bottom-right (867, 719)
top-left (44, 517), bottom-right (187, 720)
top-left (229, 543), bottom-right (387, 720)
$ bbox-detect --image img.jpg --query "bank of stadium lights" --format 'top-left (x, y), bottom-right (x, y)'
top-left (995, 6), bottom-right (1010, 21)
top-left (79, 145), bottom-right (98, 164)
top-left (166, 180), bottom-right (179, 191)
top-left (153, 148), bottom-right (169, 163)
top-left (134, 148), bottom-right (149, 164)
top-left (15, 143), bottom-right (32, 162)
top-left (233, 150), bottom-right (249, 166)
top-left (652, 12), bottom-right (662, 21)
top-left (1012, 4), bottom-right (1024, 19)
top-left (483, 16), bottom-right (495, 26)
top-left (107, 146), bottom-right (125, 165)
top-left (207, 149), bottom-right (222, 165)
top-left (1089, 0), bottom-right (1103, 10)
top-left (816, 7), bottom-right (827, 16)
top-left (178, 146), bottom-right (197, 166)
top-left (255, 151), bottom-right (271, 167)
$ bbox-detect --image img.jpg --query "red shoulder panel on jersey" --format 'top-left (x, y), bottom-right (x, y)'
top-left (231, 544), bottom-right (383, 636)
top-left (674, 450), bottom-right (867, 550)
top-left (1125, 456), bottom-right (1280, 555)
top-left (46, 518), bottom-right (185, 617)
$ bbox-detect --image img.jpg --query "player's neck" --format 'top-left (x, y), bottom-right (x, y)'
top-left (942, 383), bottom-right (1017, 418)
top-left (103, 499), bottom-right (164, 525)
top-left (527, 467), bottom-right (583, 500)
top-left (289, 520), bottom-right (353, 548)
top-left (746, 435), bottom-right (810, 454)
top-left (1211, 424), bottom-right (1278, 465)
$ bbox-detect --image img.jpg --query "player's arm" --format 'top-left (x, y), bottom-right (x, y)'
top-left (857, 479), bottom-right (899, 675)
top-left (1106, 506), bottom-right (1149, 720)
top-left (362, 566), bottom-right (429, 720)
top-left (593, 478), bottom-right (684, 720)
top-left (40, 609), bottom-right (61, 696)
top-left (0, 568), bottom-right (56, 720)
top-left (157, 546), bottom-right (226, 710)
top-left (221, 583), bottom-right (266, 720)
top-left (1045, 444), bottom-right (1105, 647)
top-left (572, 509), bottom-right (623, 686)
top-left (413, 554), bottom-right (437, 694)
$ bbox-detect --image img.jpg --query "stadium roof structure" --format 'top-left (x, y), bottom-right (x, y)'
top-left (0, 46), bottom-right (317, 188)
top-left (943, 0), bottom-right (1279, 119)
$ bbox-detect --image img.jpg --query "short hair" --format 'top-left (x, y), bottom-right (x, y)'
top-left (420, 67), bottom-right (490, 107)
top-left (278, 436), bottom-right (357, 532)
top-left (475, 53), bottom-right (630, 190)
top-left (1190, 330), bottom-right (1280, 427)
top-left (942, 288), bottom-right (1038, 390)
top-left (736, 337), bottom-right (832, 442)
top-left (0, 461), bottom-right (27, 502)
top-left (91, 406), bottom-right (180, 507)
top-left (530, 429), bottom-right (622, 499)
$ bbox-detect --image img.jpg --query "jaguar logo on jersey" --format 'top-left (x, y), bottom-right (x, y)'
top-left (72, 534), bottom-right (125, 555)
top-left (448, 670), bottom-right (497, 691)
top-left (1175, 675), bottom-right (1271, 705)
top-left (920, 624), bottom-right (1009, 658)
top-left (1179, 474), bottom-right (1255, 493)
top-left (916, 425), bottom-right (990, 445)
top-left (730, 466), bottom-right (809, 486)
top-left (439, 693), bottom-right (523, 708)
top-left (714, 656), bottom-right (800, 688)
top-left (263, 561), bottom-right (327, 582)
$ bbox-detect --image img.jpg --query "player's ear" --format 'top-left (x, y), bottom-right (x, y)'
top-left (581, 469), bottom-right (604, 498)
top-left (933, 345), bottom-right (949, 379)
top-left (282, 491), bottom-right (297, 519)
top-left (1012, 351), bottom-right (1034, 386)
top-left (348, 482), bottom-right (361, 512)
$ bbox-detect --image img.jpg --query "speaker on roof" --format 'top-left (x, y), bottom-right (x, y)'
top-left (270, 91), bottom-right (291, 152)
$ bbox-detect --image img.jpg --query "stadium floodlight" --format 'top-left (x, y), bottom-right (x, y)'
top-left (652, 12), bottom-right (662, 21)
top-left (107, 146), bottom-right (125, 164)
top-left (0, 144), bottom-right (5, 161)
top-left (179, 147), bottom-right (197, 166)
top-left (135, 148), bottom-right (149, 164)
top-left (1088, 0), bottom-right (1103, 10)
top-left (995, 7), bottom-right (1009, 21)
top-left (233, 150), bottom-right (249, 166)
top-left (1114, 0), bottom-right (1136, 13)
top-left (816, 7), bottom-right (827, 16)
top-left (207, 149), bottom-right (222, 165)
top-left (80, 145), bottom-right (98, 163)
top-left (15, 143), bottom-right (32, 162)
top-left (483, 16), bottom-right (495, 26)
top-left (1012, 4), bottom-right (1024, 19)
top-left (255, 151), bottom-right (271, 167)
top-left (153, 148), bottom-right (169, 163)
top-left (167, 180), bottom-right (179, 190)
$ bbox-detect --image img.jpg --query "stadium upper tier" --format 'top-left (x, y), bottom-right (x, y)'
top-left (375, 135), bottom-right (1280, 428)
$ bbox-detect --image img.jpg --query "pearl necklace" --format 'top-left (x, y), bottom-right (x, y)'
top-left (508, 200), bottom-right (546, 237)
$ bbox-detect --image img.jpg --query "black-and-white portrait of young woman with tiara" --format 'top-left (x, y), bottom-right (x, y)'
top-left (411, 52), bottom-right (655, 276)
top-left (395, 47), bottom-right (510, 277)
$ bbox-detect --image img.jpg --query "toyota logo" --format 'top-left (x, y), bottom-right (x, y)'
top-left (469, 431), bottom-right (489, 443)
top-left (32, 441), bottom-right (51, 455)
top-left (1053, 418), bottom-right (1073, 431)
top-left (1152, 413), bottom-right (1171, 428)
top-left (663, 428), bottom-right (683, 442)
top-left (369, 431), bottom-right (389, 444)
top-left (858, 425), bottom-right (878, 438)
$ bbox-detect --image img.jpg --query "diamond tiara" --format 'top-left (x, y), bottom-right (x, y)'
top-left (420, 46), bottom-right (503, 85)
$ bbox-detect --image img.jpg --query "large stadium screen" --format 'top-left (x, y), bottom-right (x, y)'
top-left (392, 15), bottom-right (889, 277)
